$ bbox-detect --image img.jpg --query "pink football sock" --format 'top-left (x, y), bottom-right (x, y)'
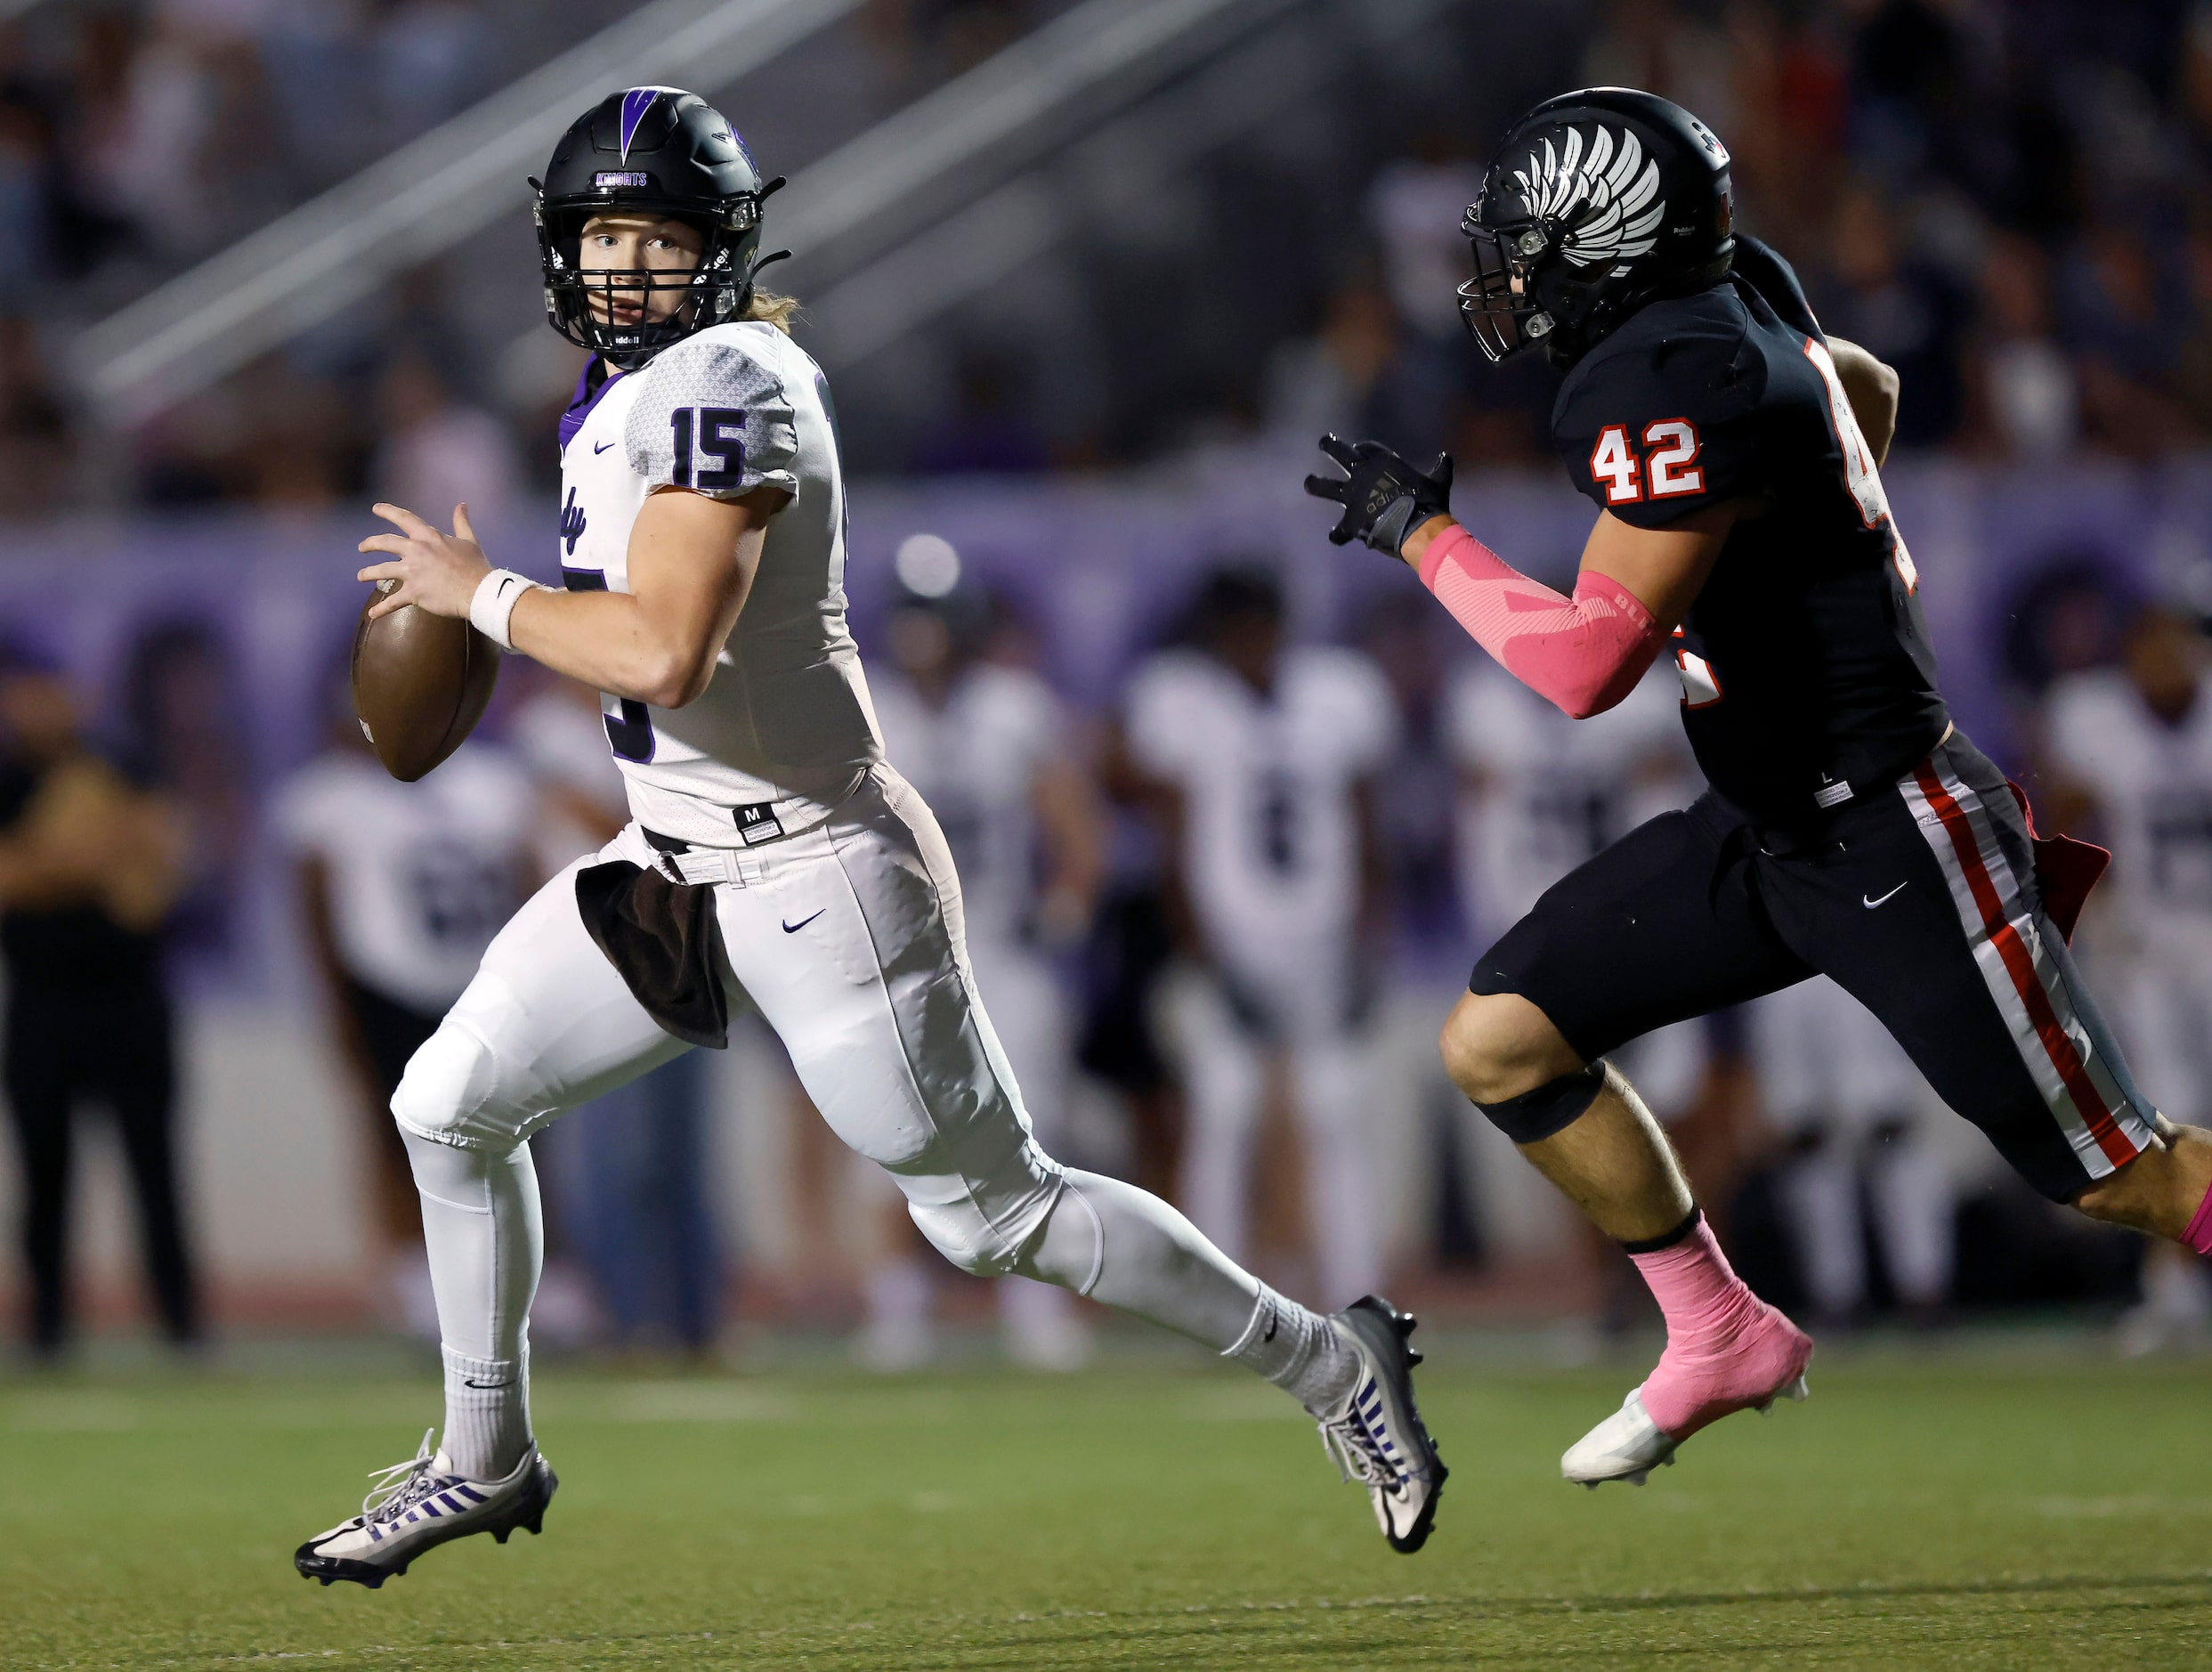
top-left (1629, 1212), bottom-right (1813, 1440)
top-left (2183, 1180), bottom-right (2212, 1256)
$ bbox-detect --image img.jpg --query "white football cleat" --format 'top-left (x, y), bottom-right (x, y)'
top-left (1561, 1374), bottom-right (1809, 1489)
top-left (1561, 1389), bottom-right (1677, 1487)
top-left (294, 1429), bottom-right (557, 1588)
top-left (1317, 1295), bottom-right (1447, 1554)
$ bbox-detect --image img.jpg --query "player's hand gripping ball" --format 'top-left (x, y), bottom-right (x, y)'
top-left (352, 502), bottom-right (499, 782)
top-left (1303, 434), bottom-right (1454, 558)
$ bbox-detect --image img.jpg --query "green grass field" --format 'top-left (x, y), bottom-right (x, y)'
top-left (5, 1335), bottom-right (2210, 1668)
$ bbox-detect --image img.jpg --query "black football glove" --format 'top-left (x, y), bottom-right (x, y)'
top-left (1303, 434), bottom-right (1454, 557)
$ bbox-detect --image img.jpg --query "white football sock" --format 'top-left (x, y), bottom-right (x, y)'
top-left (401, 1125), bottom-right (541, 1480)
top-left (1015, 1168), bottom-right (1352, 1408)
top-left (1017, 1168), bottom-right (1257, 1344)
top-left (440, 1345), bottom-right (532, 1482)
top-left (1223, 1284), bottom-right (1361, 1416)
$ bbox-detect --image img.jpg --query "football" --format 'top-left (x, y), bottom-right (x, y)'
top-left (350, 578), bottom-right (498, 782)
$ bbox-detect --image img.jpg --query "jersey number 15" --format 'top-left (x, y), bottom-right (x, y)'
top-left (668, 407), bottom-right (749, 491)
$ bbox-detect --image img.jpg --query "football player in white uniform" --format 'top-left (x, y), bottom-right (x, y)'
top-left (1448, 659), bottom-right (1706, 1123)
top-left (2044, 603), bottom-right (2212, 1350)
top-left (863, 574), bottom-right (1103, 1368)
top-left (1125, 568), bottom-right (1398, 1306)
top-left (292, 88), bottom-right (1443, 1585)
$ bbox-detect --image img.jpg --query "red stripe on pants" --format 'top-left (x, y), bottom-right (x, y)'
top-left (1913, 764), bottom-right (2137, 1168)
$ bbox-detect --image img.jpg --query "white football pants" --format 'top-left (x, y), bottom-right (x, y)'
top-left (2105, 925), bottom-right (2212, 1125)
top-left (1163, 951), bottom-right (1384, 1307)
top-left (393, 767), bottom-right (1266, 1376)
top-left (1752, 977), bottom-right (1953, 1312)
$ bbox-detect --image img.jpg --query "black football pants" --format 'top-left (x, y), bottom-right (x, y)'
top-left (1471, 730), bottom-right (2159, 1203)
top-left (5, 987), bottom-right (199, 1351)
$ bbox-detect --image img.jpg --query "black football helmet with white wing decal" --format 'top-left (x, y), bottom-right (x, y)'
top-left (1459, 87), bottom-right (1735, 365)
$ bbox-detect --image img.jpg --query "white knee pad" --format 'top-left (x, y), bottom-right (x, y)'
top-left (393, 1015), bottom-right (522, 1154)
top-left (900, 1139), bottom-right (1064, 1278)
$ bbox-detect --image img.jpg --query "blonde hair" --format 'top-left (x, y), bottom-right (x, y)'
top-left (744, 287), bottom-right (800, 333)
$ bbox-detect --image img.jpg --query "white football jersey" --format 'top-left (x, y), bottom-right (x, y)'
top-left (2045, 668), bottom-right (2212, 934)
top-left (273, 743), bottom-right (537, 1013)
top-left (558, 321), bottom-right (881, 846)
top-left (1447, 660), bottom-right (1695, 935)
top-left (1126, 645), bottom-right (1398, 954)
top-left (870, 662), bottom-right (1065, 946)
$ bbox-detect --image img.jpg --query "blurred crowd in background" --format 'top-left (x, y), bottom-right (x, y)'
top-left (0, 1), bottom-right (2201, 507)
top-left (4, 0), bottom-right (2212, 1364)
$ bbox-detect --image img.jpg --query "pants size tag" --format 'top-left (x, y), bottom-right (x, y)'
top-left (734, 803), bottom-right (785, 846)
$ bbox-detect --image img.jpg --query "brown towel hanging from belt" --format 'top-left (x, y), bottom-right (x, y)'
top-left (573, 859), bottom-right (731, 1049)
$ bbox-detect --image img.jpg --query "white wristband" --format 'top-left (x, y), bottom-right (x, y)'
top-left (468, 569), bottom-right (543, 653)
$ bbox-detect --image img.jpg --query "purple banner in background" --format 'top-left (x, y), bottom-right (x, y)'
top-left (0, 454), bottom-right (2201, 994)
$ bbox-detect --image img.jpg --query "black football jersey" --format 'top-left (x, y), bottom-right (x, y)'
top-left (1548, 235), bottom-right (1948, 823)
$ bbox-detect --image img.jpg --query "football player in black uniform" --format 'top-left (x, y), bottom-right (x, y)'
top-left (1309, 87), bottom-right (2208, 1488)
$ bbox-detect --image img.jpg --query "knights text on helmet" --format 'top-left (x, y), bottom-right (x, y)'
top-left (1514, 126), bottom-right (1665, 269)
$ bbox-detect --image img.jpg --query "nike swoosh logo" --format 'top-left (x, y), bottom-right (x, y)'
top-left (782, 910), bottom-right (825, 934)
top-left (1863, 883), bottom-right (1908, 909)
top-left (594, 440), bottom-right (615, 453)
top-left (462, 1378), bottom-right (513, 1390)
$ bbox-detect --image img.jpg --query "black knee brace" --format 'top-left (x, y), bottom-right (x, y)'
top-left (1473, 1060), bottom-right (1607, 1144)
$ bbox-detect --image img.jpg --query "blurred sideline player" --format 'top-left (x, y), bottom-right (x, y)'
top-left (296, 86), bottom-right (1442, 1586)
top-left (2042, 603), bottom-right (2212, 1352)
top-left (1125, 567), bottom-right (1398, 1305)
top-left (0, 643), bottom-right (197, 1356)
top-left (1310, 87), bottom-right (2205, 1491)
top-left (860, 550), bottom-right (1105, 1370)
top-left (1747, 978), bottom-right (1952, 1325)
top-left (276, 658), bottom-right (537, 1336)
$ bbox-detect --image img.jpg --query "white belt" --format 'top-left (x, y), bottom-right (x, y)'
top-left (650, 845), bottom-right (766, 889)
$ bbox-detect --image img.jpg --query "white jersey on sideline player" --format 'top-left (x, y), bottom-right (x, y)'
top-left (1446, 660), bottom-right (1706, 1117)
top-left (871, 659), bottom-right (1064, 950)
top-left (1127, 610), bottom-right (1398, 1305)
top-left (272, 742), bottom-right (537, 1016)
top-left (2046, 649), bottom-right (2212, 1122)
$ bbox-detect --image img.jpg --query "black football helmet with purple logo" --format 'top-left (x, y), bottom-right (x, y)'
top-left (534, 86), bottom-right (784, 369)
top-left (1459, 87), bottom-right (1734, 366)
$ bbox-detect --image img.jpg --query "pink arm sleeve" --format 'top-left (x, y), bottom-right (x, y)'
top-left (1416, 523), bottom-right (1665, 719)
